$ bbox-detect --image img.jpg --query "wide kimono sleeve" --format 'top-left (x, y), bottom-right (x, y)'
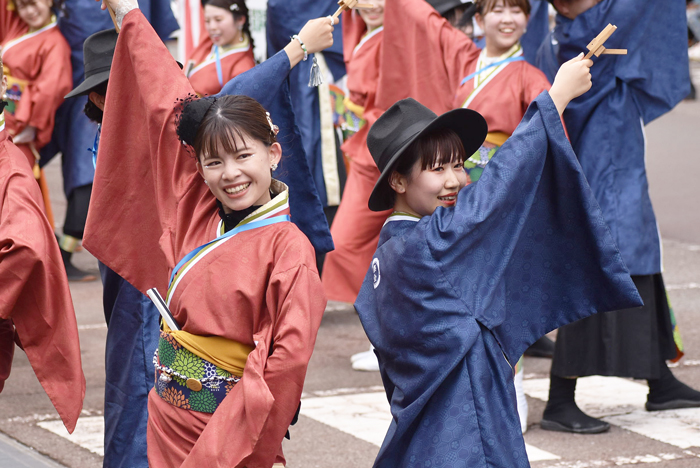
top-left (376, 0), bottom-right (481, 114)
top-left (424, 92), bottom-right (643, 363)
top-left (13, 34), bottom-right (73, 148)
top-left (0, 139), bottom-right (85, 433)
top-left (83, 9), bottom-right (209, 295)
top-left (180, 232), bottom-right (326, 468)
top-left (0, 0), bottom-right (26, 43)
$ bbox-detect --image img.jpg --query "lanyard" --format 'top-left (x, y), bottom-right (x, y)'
top-left (459, 56), bottom-right (525, 87)
top-left (168, 214), bottom-right (290, 290)
top-left (214, 45), bottom-right (224, 87)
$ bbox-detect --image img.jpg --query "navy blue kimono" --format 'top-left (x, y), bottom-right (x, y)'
top-left (266, 0), bottom-right (346, 208)
top-left (354, 92), bottom-right (643, 467)
top-left (535, 0), bottom-right (690, 275)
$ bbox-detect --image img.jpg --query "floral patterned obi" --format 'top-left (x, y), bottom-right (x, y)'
top-left (154, 331), bottom-right (239, 413)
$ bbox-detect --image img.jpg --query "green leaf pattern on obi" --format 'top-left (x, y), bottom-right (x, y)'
top-left (189, 389), bottom-right (218, 413)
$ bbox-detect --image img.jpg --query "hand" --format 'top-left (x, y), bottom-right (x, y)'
top-left (13, 126), bottom-right (36, 144)
top-left (284, 16), bottom-right (336, 69)
top-left (549, 53), bottom-right (593, 115)
top-left (298, 16), bottom-right (336, 54)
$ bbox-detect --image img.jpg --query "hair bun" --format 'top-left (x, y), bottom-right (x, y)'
top-left (175, 95), bottom-right (217, 147)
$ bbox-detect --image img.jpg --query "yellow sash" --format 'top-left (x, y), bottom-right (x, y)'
top-left (162, 323), bottom-right (254, 377)
top-left (484, 131), bottom-right (510, 147)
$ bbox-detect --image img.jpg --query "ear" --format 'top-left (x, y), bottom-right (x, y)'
top-left (195, 159), bottom-right (205, 179)
top-left (89, 91), bottom-right (106, 111)
top-left (388, 170), bottom-right (408, 194)
top-left (474, 12), bottom-right (485, 31)
top-left (269, 142), bottom-right (282, 167)
top-left (236, 15), bottom-right (247, 28)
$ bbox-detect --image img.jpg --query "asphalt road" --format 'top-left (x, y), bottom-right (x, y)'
top-left (1, 76), bottom-right (699, 468)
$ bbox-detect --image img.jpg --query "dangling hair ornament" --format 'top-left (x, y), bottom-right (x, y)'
top-left (308, 55), bottom-right (323, 87)
top-left (229, 3), bottom-right (239, 11)
top-left (265, 112), bottom-right (279, 136)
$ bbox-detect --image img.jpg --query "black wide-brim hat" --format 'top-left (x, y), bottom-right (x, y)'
top-left (367, 98), bottom-right (487, 212)
top-left (65, 29), bottom-right (118, 99)
top-left (427, 0), bottom-right (472, 15)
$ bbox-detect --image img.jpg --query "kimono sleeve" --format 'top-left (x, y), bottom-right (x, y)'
top-left (0, 0), bottom-right (26, 44)
top-left (84, 9), bottom-right (204, 294)
top-left (376, 0), bottom-right (480, 114)
top-left (0, 148), bottom-right (84, 432)
top-left (424, 92), bottom-right (642, 362)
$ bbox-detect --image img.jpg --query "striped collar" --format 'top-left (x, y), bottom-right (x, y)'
top-left (2, 15), bottom-right (57, 57)
top-left (215, 179), bottom-right (290, 236)
top-left (0, 112), bottom-right (5, 133)
top-left (383, 211), bottom-right (421, 226)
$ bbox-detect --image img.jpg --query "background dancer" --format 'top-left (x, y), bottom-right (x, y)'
top-left (355, 53), bottom-right (642, 468)
top-left (0, 0), bottom-right (71, 225)
top-left (186, 0), bottom-right (256, 96)
top-left (537, 0), bottom-right (700, 434)
top-left (85, 1), bottom-right (336, 464)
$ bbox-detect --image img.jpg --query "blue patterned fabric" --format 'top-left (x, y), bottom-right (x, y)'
top-left (266, 0), bottom-right (346, 207)
top-left (219, 52), bottom-right (335, 253)
top-left (40, 0), bottom-right (179, 197)
top-left (354, 92), bottom-right (642, 467)
top-left (534, 0), bottom-right (689, 275)
top-left (100, 263), bottom-right (159, 468)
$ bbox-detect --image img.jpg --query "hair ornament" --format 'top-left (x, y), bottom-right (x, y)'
top-left (174, 94), bottom-right (217, 148)
top-left (230, 3), bottom-right (239, 11)
top-left (265, 112), bottom-right (279, 136)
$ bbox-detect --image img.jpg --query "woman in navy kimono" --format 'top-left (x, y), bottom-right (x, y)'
top-left (354, 55), bottom-right (643, 467)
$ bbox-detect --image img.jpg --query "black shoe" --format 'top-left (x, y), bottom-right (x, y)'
top-left (646, 373), bottom-right (700, 411)
top-left (60, 248), bottom-right (97, 282)
top-left (524, 336), bottom-right (555, 358)
top-left (541, 403), bottom-right (610, 434)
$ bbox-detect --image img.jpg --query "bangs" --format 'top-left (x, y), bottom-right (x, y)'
top-left (476, 0), bottom-right (531, 15)
top-left (195, 111), bottom-right (249, 159)
top-left (415, 128), bottom-right (467, 170)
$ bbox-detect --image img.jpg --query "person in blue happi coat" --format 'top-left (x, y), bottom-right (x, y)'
top-left (354, 54), bottom-right (642, 467)
top-left (536, 0), bottom-right (700, 434)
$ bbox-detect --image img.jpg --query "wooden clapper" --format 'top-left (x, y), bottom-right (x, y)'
top-left (585, 24), bottom-right (627, 60)
top-left (331, 0), bottom-right (375, 21)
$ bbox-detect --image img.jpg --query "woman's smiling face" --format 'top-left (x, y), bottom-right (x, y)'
top-left (197, 133), bottom-right (281, 213)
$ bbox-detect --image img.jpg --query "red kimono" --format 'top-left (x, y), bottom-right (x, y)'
top-left (0, 0), bottom-right (72, 168)
top-left (0, 113), bottom-right (85, 433)
top-left (83, 11), bottom-right (325, 467)
top-left (321, 15), bottom-right (392, 304)
top-left (186, 35), bottom-right (256, 97)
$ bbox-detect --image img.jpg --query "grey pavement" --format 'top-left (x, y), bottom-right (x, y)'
top-left (0, 432), bottom-right (66, 468)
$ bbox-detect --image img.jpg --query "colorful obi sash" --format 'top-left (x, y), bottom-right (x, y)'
top-left (464, 132), bottom-right (510, 182)
top-left (154, 331), bottom-right (242, 413)
top-left (3, 68), bottom-right (27, 116)
top-left (338, 97), bottom-right (366, 141)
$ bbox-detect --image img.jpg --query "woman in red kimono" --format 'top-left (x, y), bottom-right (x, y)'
top-left (186, 0), bottom-right (256, 96)
top-left (0, 63), bottom-right (85, 435)
top-left (0, 0), bottom-right (72, 171)
top-left (321, 1), bottom-right (392, 306)
top-left (85, 0), bottom-right (335, 465)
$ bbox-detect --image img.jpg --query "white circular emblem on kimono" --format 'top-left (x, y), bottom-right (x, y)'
top-left (372, 258), bottom-right (381, 289)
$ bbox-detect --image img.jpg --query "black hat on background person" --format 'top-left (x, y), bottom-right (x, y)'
top-left (366, 98), bottom-right (487, 212)
top-left (65, 29), bottom-right (118, 99)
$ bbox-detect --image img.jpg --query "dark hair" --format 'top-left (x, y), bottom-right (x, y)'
top-left (82, 81), bottom-right (108, 124)
top-left (387, 128), bottom-right (467, 204)
top-left (203, 0), bottom-right (254, 51)
top-left (475, 0), bottom-right (531, 16)
top-left (13, 0), bottom-right (68, 17)
top-left (192, 94), bottom-right (277, 159)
